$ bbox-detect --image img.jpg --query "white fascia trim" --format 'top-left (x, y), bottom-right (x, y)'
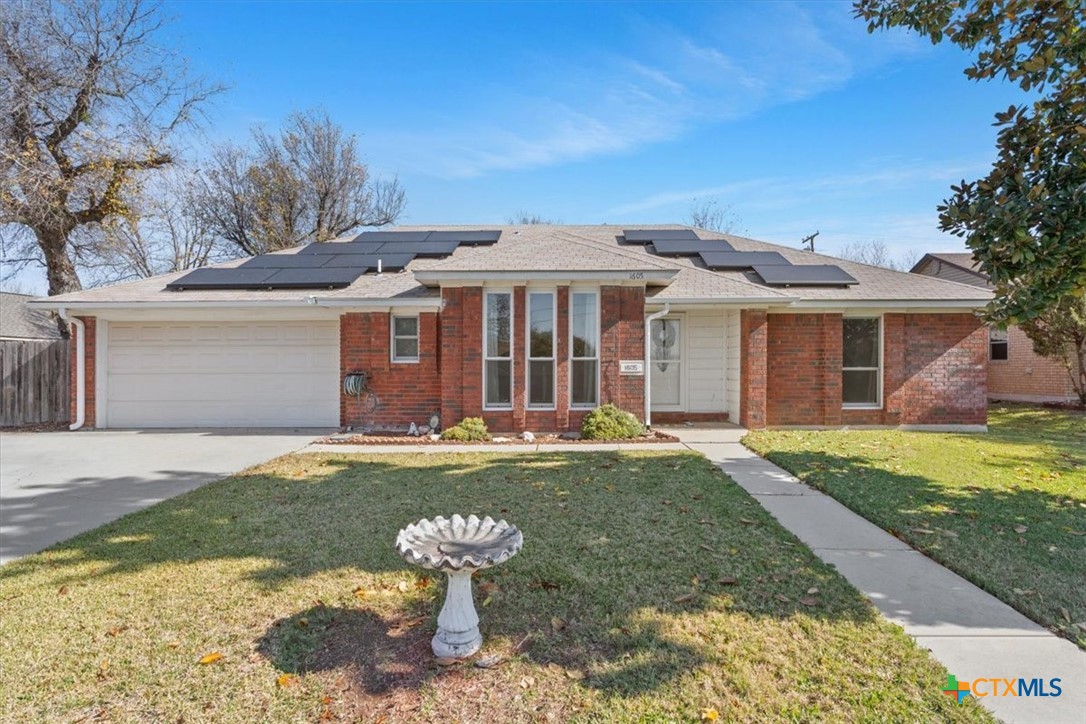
top-left (414, 269), bottom-right (677, 284)
top-left (785, 299), bottom-right (988, 311)
top-left (28, 297), bottom-right (441, 311)
top-left (646, 297), bottom-right (794, 307)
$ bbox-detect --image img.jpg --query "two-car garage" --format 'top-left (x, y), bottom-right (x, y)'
top-left (101, 320), bottom-right (339, 428)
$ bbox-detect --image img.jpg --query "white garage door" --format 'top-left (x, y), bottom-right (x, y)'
top-left (105, 321), bottom-right (339, 428)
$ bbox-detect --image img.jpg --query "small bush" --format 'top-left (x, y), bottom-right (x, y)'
top-left (440, 417), bottom-right (491, 441)
top-left (581, 404), bottom-right (644, 440)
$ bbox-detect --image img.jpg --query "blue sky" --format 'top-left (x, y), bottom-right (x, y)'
top-left (12, 1), bottom-right (1029, 293)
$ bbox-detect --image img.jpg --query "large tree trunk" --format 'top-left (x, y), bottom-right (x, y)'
top-left (37, 224), bottom-right (82, 338)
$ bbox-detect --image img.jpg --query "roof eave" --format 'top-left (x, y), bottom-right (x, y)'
top-left (413, 269), bottom-right (678, 286)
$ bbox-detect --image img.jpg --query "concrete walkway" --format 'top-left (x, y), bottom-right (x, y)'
top-left (303, 441), bottom-right (689, 454)
top-left (659, 425), bottom-right (1086, 724)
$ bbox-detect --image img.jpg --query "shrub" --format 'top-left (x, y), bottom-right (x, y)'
top-left (581, 404), bottom-right (644, 440)
top-left (440, 417), bottom-right (491, 441)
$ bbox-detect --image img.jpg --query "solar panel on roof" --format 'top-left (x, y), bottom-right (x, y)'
top-left (166, 268), bottom-right (276, 290)
top-left (752, 264), bottom-right (859, 286)
top-left (239, 254), bottom-right (325, 269)
top-left (298, 241), bottom-right (384, 255)
top-left (261, 267), bottom-right (367, 288)
top-left (649, 238), bottom-right (735, 256)
top-left (320, 253), bottom-right (415, 270)
top-left (426, 230), bottom-right (501, 244)
top-left (698, 251), bottom-right (792, 269)
top-left (353, 231), bottom-right (432, 242)
top-left (623, 229), bottom-right (699, 243)
top-left (375, 240), bottom-right (460, 257)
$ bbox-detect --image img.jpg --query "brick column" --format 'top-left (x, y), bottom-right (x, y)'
top-left (555, 286), bottom-right (570, 430)
top-left (883, 313), bottom-right (906, 424)
top-left (71, 316), bottom-right (96, 428)
top-left (512, 286), bottom-right (527, 430)
top-left (821, 314), bottom-right (843, 426)
top-left (740, 309), bottom-right (767, 429)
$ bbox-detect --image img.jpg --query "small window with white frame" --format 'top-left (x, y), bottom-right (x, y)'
top-left (391, 316), bottom-right (419, 362)
top-left (842, 317), bottom-right (881, 407)
top-left (570, 291), bottom-right (599, 407)
top-left (989, 326), bottom-right (1008, 361)
top-left (484, 291), bottom-right (513, 408)
top-left (527, 291), bottom-right (555, 408)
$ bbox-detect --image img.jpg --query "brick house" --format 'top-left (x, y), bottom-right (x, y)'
top-left (911, 252), bottom-right (1078, 403)
top-left (33, 226), bottom-right (994, 432)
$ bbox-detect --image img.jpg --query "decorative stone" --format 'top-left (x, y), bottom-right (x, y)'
top-left (395, 515), bottom-right (523, 658)
top-left (521, 431), bottom-right (535, 442)
top-left (408, 422), bottom-right (419, 436)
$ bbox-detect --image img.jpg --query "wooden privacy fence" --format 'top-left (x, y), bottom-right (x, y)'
top-left (1, 339), bottom-right (69, 427)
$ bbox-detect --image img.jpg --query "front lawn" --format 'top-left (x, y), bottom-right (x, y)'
top-left (745, 405), bottom-right (1086, 649)
top-left (0, 451), bottom-right (987, 722)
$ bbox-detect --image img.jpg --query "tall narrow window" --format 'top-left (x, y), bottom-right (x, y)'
top-left (570, 291), bottom-right (599, 407)
top-left (391, 316), bottom-right (419, 362)
top-left (527, 292), bottom-right (555, 407)
top-left (484, 291), bottom-right (512, 408)
top-left (842, 317), bottom-right (881, 407)
top-left (989, 326), bottom-right (1009, 361)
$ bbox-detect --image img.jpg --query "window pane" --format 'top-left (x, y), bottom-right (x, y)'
top-left (529, 293), bottom-right (553, 358)
top-left (571, 293), bottom-right (597, 358)
top-left (529, 360), bottom-right (554, 406)
top-left (394, 317), bottom-right (418, 337)
top-left (843, 370), bottom-right (879, 404)
top-left (990, 342), bottom-right (1009, 361)
top-left (394, 338), bottom-right (419, 359)
top-left (485, 360), bottom-right (511, 406)
top-left (486, 293), bottom-right (511, 358)
top-left (571, 359), bottom-right (598, 406)
top-left (651, 319), bottom-right (680, 361)
top-left (843, 318), bottom-right (879, 368)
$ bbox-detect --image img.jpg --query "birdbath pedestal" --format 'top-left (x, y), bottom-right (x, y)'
top-left (395, 514), bottom-right (523, 658)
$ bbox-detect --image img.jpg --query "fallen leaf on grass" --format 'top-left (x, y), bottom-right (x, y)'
top-left (1012, 588), bottom-right (1035, 596)
top-left (550, 616), bottom-right (567, 632)
top-left (478, 581), bottom-right (500, 596)
top-left (1013, 525), bottom-right (1028, 534)
top-left (698, 519), bottom-right (715, 526)
top-left (739, 518), bottom-right (755, 525)
top-left (910, 528), bottom-right (936, 535)
top-left (806, 587), bottom-right (819, 595)
top-left (198, 652), bottom-right (223, 665)
top-left (717, 576), bottom-right (738, 585)
top-left (775, 594), bottom-right (791, 603)
top-left (699, 544), bottom-right (716, 553)
top-left (799, 596), bottom-right (818, 607)
top-left (415, 577), bottom-right (432, 590)
top-left (701, 707), bottom-right (720, 721)
top-left (1060, 608), bottom-right (1071, 623)
top-left (276, 674), bottom-right (298, 688)
top-left (520, 675), bottom-right (535, 689)
top-left (57, 585), bottom-right (69, 596)
top-left (1068, 530), bottom-right (1086, 536)
top-left (352, 587), bottom-right (368, 599)
top-left (565, 669), bottom-right (585, 680)
top-left (396, 581), bottom-right (411, 593)
top-left (940, 529), bottom-right (959, 538)
top-left (435, 657), bottom-right (460, 667)
top-left (106, 625), bottom-right (128, 637)
top-left (674, 592), bottom-right (699, 604)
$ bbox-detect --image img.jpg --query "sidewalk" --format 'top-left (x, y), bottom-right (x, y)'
top-left (659, 425), bottom-right (1086, 724)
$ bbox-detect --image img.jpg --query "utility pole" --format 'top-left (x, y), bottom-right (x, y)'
top-left (801, 231), bottom-right (819, 252)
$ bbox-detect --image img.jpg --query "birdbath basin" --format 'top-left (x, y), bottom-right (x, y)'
top-left (395, 514), bottom-right (523, 658)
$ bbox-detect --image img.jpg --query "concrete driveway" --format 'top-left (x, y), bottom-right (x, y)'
top-left (0, 429), bottom-right (327, 564)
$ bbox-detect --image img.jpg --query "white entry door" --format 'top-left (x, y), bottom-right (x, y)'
top-left (104, 321), bottom-right (339, 428)
top-left (649, 318), bottom-right (682, 410)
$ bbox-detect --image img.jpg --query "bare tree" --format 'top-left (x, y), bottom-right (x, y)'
top-left (839, 240), bottom-right (917, 271)
top-left (687, 198), bottom-right (742, 234)
top-left (507, 211), bottom-right (558, 225)
top-left (85, 167), bottom-right (237, 282)
top-left (0, 0), bottom-right (222, 305)
top-left (196, 110), bottom-right (406, 255)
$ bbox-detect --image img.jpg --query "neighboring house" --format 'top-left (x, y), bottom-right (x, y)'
top-left (911, 252), bottom-right (1077, 403)
top-left (1, 292), bottom-right (63, 341)
top-left (31, 226), bottom-right (993, 431)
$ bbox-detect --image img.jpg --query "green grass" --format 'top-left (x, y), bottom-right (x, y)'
top-left (745, 404), bottom-right (1086, 649)
top-left (0, 451), bottom-right (990, 722)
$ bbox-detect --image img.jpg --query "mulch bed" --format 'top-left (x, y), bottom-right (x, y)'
top-left (1041, 401), bottom-right (1086, 413)
top-left (0, 421), bottom-right (70, 432)
top-left (318, 430), bottom-right (680, 445)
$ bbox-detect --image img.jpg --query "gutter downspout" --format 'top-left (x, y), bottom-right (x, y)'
top-left (643, 303), bottom-right (670, 428)
top-left (57, 308), bottom-right (85, 431)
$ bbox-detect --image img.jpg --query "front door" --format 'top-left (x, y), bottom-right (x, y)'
top-left (650, 317), bottom-right (682, 410)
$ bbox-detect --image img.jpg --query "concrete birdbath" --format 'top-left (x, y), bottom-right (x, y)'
top-left (395, 514), bottom-right (523, 658)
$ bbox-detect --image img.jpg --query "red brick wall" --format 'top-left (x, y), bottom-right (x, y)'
top-left (761, 312), bottom-right (987, 427)
top-left (989, 324), bottom-right (1077, 401)
top-left (70, 316), bottom-right (96, 428)
top-left (340, 311), bottom-right (441, 429)
top-left (739, 309), bottom-right (767, 428)
top-left (439, 285), bottom-right (645, 433)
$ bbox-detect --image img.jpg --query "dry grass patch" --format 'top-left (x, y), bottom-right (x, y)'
top-left (0, 451), bottom-right (990, 722)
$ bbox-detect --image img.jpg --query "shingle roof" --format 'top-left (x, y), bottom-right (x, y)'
top-left (33, 224), bottom-right (992, 307)
top-left (924, 252), bottom-right (983, 273)
top-left (0, 292), bottom-right (63, 339)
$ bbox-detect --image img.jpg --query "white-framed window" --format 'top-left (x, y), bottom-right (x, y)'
top-left (842, 316), bottom-right (882, 408)
top-left (527, 291), bottom-right (556, 408)
top-left (391, 316), bottom-right (420, 363)
top-left (570, 290), bottom-right (599, 407)
top-left (484, 291), bottom-right (513, 409)
top-left (989, 326), bottom-right (1009, 361)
